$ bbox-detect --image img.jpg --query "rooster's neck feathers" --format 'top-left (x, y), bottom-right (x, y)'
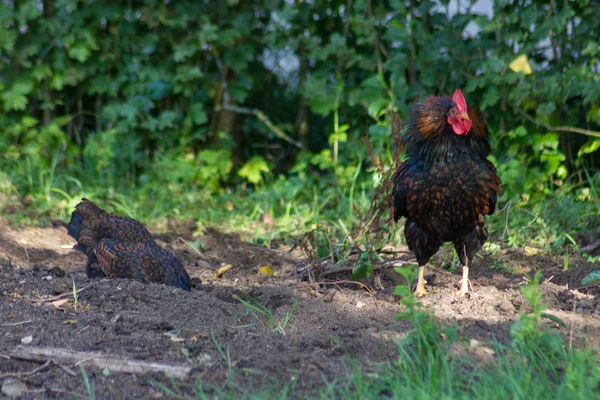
top-left (401, 95), bottom-right (491, 164)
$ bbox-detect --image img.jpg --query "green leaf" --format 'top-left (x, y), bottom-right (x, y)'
top-left (157, 111), bottom-right (178, 130)
top-left (328, 131), bottom-right (348, 146)
top-left (2, 91), bottom-right (28, 111)
top-left (582, 41), bottom-right (600, 56)
top-left (394, 266), bottom-right (415, 280)
top-left (586, 106), bottom-right (600, 124)
top-left (68, 44), bottom-right (91, 63)
top-left (481, 86), bottom-right (500, 110)
top-left (147, 81), bottom-right (171, 100)
top-left (578, 139), bottom-right (600, 157)
top-left (581, 270), bottom-right (600, 285)
top-left (301, 77), bottom-right (336, 117)
top-left (32, 65), bottom-right (52, 82)
top-left (352, 257), bottom-right (373, 280)
top-left (394, 286), bottom-right (411, 297)
top-left (238, 156), bottom-right (270, 185)
top-left (2, 81), bottom-right (34, 111)
top-left (51, 74), bottom-right (65, 90)
top-left (367, 99), bottom-right (388, 118)
top-left (191, 103), bottom-right (208, 125)
top-left (541, 313), bottom-right (566, 328)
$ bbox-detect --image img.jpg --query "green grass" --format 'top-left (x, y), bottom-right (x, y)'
top-left (2, 163), bottom-right (598, 258)
top-left (233, 295), bottom-right (299, 335)
top-left (163, 343), bottom-right (598, 399)
top-left (79, 365), bottom-right (96, 400)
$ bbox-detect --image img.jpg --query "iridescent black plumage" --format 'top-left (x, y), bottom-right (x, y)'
top-left (393, 92), bottom-right (501, 295)
top-left (67, 199), bottom-right (191, 291)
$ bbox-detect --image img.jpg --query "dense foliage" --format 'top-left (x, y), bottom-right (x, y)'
top-left (1, 0), bottom-right (599, 244)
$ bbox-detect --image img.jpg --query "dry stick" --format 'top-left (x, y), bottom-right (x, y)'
top-left (0, 360), bottom-right (52, 379)
top-left (28, 285), bottom-right (90, 303)
top-left (258, 247), bottom-right (303, 262)
top-left (425, 265), bottom-right (458, 277)
top-left (297, 280), bottom-right (376, 300)
top-left (1, 320), bottom-right (33, 326)
top-left (320, 258), bottom-right (414, 277)
top-left (579, 239), bottom-right (600, 255)
top-left (10, 347), bottom-right (192, 379)
top-left (177, 237), bottom-right (203, 255)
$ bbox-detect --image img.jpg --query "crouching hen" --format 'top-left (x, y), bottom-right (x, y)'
top-left (67, 199), bottom-right (191, 291)
top-left (393, 90), bottom-right (500, 296)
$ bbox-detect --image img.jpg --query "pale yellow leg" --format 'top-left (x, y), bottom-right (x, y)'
top-left (414, 265), bottom-right (428, 297)
top-left (457, 266), bottom-right (470, 297)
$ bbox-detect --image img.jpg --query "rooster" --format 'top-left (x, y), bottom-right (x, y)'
top-left (393, 89), bottom-right (500, 296)
top-left (67, 199), bottom-right (191, 291)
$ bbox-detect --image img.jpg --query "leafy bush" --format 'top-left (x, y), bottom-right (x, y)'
top-left (0, 0), bottom-right (598, 244)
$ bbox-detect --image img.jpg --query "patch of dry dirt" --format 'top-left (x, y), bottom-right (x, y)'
top-left (0, 221), bottom-right (599, 398)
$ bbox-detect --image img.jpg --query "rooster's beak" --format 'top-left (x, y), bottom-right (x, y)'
top-left (459, 113), bottom-right (470, 120)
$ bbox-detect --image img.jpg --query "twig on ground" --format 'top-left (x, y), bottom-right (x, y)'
top-left (258, 247), bottom-right (303, 262)
top-left (296, 280), bottom-right (376, 300)
top-left (0, 360), bottom-right (52, 378)
top-left (9, 347), bottom-right (192, 379)
top-left (27, 285), bottom-right (90, 303)
top-left (320, 257), bottom-right (415, 277)
top-left (1, 320), bottom-right (33, 326)
top-left (176, 237), bottom-right (203, 255)
top-left (425, 265), bottom-right (457, 277)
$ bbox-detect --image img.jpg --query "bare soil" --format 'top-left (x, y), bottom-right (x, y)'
top-left (1, 220), bottom-right (599, 399)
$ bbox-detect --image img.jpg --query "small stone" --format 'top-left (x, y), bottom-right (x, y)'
top-left (20, 335), bottom-right (33, 344)
top-left (497, 298), bottom-right (516, 313)
top-left (48, 267), bottom-right (66, 278)
top-left (1, 378), bottom-right (28, 398)
top-left (191, 277), bottom-right (202, 290)
top-left (52, 278), bottom-right (72, 295)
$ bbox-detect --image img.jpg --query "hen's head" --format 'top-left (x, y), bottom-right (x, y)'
top-left (446, 89), bottom-right (471, 136)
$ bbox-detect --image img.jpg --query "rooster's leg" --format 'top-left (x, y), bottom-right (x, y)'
top-left (414, 265), bottom-right (428, 297)
top-left (457, 262), bottom-right (470, 297)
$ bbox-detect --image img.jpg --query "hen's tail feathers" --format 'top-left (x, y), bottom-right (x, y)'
top-left (165, 262), bottom-right (192, 291)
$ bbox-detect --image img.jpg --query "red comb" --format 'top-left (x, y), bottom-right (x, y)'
top-left (452, 89), bottom-right (468, 113)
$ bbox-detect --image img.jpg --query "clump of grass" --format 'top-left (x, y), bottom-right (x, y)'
top-left (233, 295), bottom-right (299, 336)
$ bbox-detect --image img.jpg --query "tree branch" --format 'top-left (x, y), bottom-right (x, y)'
top-left (517, 108), bottom-right (600, 139)
top-left (211, 48), bottom-right (302, 148)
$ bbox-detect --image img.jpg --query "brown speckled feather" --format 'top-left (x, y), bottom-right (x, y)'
top-left (67, 199), bottom-right (191, 291)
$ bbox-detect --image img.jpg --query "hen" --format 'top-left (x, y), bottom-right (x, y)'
top-left (393, 89), bottom-right (500, 296)
top-left (67, 199), bottom-right (191, 291)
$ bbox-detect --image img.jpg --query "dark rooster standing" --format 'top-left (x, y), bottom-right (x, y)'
top-left (393, 90), bottom-right (500, 296)
top-left (67, 199), bottom-right (191, 291)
